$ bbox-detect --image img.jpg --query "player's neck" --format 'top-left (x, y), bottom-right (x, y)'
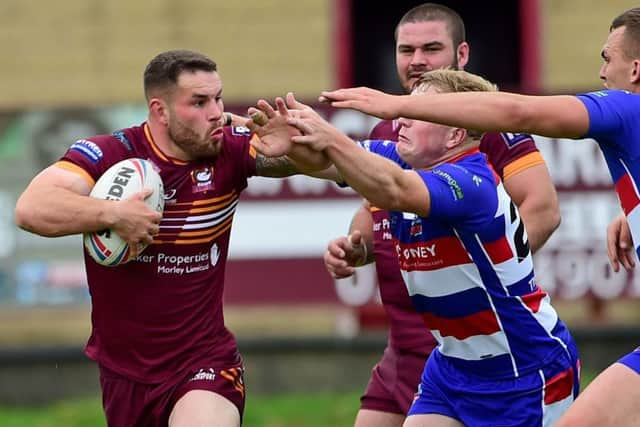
top-left (423, 139), bottom-right (479, 170)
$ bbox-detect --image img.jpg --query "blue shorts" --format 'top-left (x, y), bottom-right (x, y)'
top-left (618, 347), bottom-right (640, 374)
top-left (408, 344), bottom-right (580, 427)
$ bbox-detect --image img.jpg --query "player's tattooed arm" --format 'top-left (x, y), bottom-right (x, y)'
top-left (255, 153), bottom-right (343, 182)
top-left (255, 153), bottom-right (300, 177)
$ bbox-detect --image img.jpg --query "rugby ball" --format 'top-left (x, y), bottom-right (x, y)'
top-left (83, 158), bottom-right (164, 266)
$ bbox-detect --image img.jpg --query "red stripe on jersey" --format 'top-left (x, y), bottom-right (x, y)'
top-left (520, 287), bottom-right (547, 313)
top-left (544, 367), bottom-right (574, 405)
top-left (483, 236), bottom-right (514, 264)
top-left (422, 309), bottom-right (500, 340)
top-left (615, 173), bottom-right (640, 215)
top-left (398, 237), bottom-right (472, 272)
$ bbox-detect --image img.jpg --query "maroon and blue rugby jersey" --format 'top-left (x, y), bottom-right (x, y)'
top-left (57, 123), bottom-right (256, 383)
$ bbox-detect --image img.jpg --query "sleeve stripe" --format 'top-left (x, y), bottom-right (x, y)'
top-left (55, 160), bottom-right (95, 188)
top-left (502, 152), bottom-right (545, 181)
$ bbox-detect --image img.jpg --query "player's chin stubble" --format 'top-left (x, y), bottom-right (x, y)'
top-left (169, 123), bottom-right (221, 159)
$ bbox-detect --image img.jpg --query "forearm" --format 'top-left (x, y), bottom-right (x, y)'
top-left (326, 135), bottom-right (415, 213)
top-left (396, 92), bottom-right (588, 139)
top-left (518, 201), bottom-right (561, 253)
top-left (286, 143), bottom-right (332, 173)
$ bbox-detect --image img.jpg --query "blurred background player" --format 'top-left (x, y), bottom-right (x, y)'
top-left (319, 7), bottom-right (640, 426)
top-left (322, 4), bottom-right (560, 426)
top-left (14, 49), bottom-right (324, 427)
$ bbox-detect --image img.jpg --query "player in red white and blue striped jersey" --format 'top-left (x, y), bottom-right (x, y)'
top-left (273, 69), bottom-right (580, 427)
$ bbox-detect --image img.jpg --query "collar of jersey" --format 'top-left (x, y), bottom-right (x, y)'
top-left (143, 122), bottom-right (190, 166)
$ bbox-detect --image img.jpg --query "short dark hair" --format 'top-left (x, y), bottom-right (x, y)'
top-left (143, 49), bottom-right (217, 100)
top-left (395, 3), bottom-right (466, 48)
top-left (610, 8), bottom-right (640, 59)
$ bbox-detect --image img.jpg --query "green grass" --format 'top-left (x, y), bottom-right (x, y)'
top-left (0, 371), bottom-right (598, 427)
top-left (0, 391), bottom-right (361, 427)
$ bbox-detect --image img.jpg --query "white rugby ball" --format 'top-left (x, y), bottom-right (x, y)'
top-left (83, 158), bottom-right (164, 266)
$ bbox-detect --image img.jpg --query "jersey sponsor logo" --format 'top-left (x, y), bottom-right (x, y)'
top-left (190, 368), bottom-right (216, 382)
top-left (210, 243), bottom-right (220, 266)
top-left (432, 169), bottom-right (464, 200)
top-left (163, 188), bottom-right (177, 203)
top-left (590, 90), bottom-right (609, 97)
top-left (501, 132), bottom-right (532, 148)
top-left (135, 251), bottom-right (212, 275)
top-left (69, 139), bottom-right (103, 163)
top-left (231, 126), bottom-right (251, 136)
top-left (112, 130), bottom-right (133, 151)
top-left (396, 237), bottom-right (472, 271)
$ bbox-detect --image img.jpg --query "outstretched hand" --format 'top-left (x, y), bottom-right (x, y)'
top-left (246, 97), bottom-right (300, 158)
top-left (286, 108), bottom-right (347, 152)
top-left (319, 87), bottom-right (402, 120)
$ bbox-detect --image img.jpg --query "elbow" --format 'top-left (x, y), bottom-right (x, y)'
top-left (549, 209), bottom-right (561, 234)
top-left (14, 198), bottom-right (32, 231)
top-left (14, 197), bottom-right (56, 237)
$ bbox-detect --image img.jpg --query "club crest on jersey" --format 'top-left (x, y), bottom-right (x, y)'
top-left (191, 166), bottom-right (215, 193)
top-left (410, 218), bottom-right (423, 237)
top-left (231, 126), bottom-right (251, 136)
top-left (70, 139), bottom-right (103, 163)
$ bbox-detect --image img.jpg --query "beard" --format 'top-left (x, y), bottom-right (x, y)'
top-left (167, 119), bottom-right (221, 160)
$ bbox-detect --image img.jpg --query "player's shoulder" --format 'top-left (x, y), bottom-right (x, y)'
top-left (222, 126), bottom-right (253, 151)
top-left (480, 131), bottom-right (536, 151)
top-left (68, 128), bottom-right (139, 166)
top-left (369, 119), bottom-right (399, 140)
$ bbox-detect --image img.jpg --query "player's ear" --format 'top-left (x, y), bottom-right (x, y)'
top-left (456, 42), bottom-right (470, 69)
top-left (149, 98), bottom-right (169, 126)
top-left (446, 127), bottom-right (467, 149)
top-left (630, 59), bottom-right (640, 84)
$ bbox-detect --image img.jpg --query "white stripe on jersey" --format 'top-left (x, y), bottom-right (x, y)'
top-left (401, 263), bottom-right (482, 298)
top-left (431, 330), bottom-right (510, 361)
top-left (517, 293), bottom-right (559, 332)
top-left (160, 199), bottom-right (239, 230)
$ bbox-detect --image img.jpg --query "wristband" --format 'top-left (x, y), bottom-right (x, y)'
top-left (224, 113), bottom-right (233, 126)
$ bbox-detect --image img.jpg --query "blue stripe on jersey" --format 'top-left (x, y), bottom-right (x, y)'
top-left (504, 271), bottom-right (536, 296)
top-left (411, 287), bottom-right (492, 319)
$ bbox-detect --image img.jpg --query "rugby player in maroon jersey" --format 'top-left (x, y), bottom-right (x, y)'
top-left (15, 49), bottom-right (326, 427)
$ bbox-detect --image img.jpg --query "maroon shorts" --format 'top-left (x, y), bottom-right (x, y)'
top-left (360, 346), bottom-right (428, 415)
top-left (99, 363), bottom-right (246, 427)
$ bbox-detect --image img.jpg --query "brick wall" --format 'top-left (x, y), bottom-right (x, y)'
top-left (0, 0), bottom-right (332, 109)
